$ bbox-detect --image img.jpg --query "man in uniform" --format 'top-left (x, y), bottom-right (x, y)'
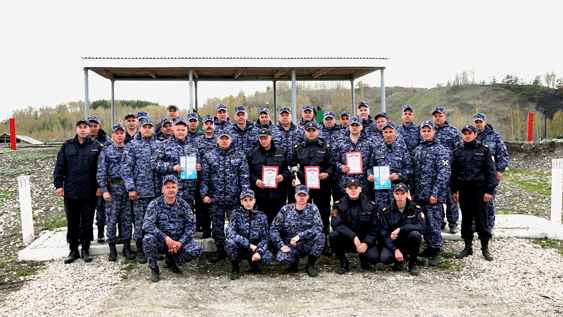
top-left (452, 125), bottom-right (496, 261)
top-left (96, 124), bottom-right (135, 261)
top-left (330, 179), bottom-right (380, 274)
top-left (339, 111), bottom-right (351, 129)
top-left (142, 175), bottom-right (203, 282)
top-left (200, 129), bottom-right (250, 263)
top-left (412, 121), bottom-right (451, 266)
top-left (297, 104), bottom-right (316, 129)
top-left (356, 101), bottom-right (377, 136)
top-left (473, 113), bottom-right (509, 231)
top-left (54, 119), bottom-right (103, 263)
top-left (318, 111), bottom-right (342, 146)
top-left (255, 107), bottom-right (275, 129)
top-left (291, 121), bottom-right (335, 256)
top-left (432, 106), bottom-right (461, 233)
top-left (155, 105), bottom-right (180, 136)
top-left (214, 103), bottom-right (233, 131)
top-left (380, 183), bottom-right (425, 276)
top-left (156, 117), bottom-right (174, 141)
top-left (122, 118), bottom-right (163, 264)
top-left (372, 122), bottom-right (413, 210)
top-left (124, 113), bottom-right (139, 145)
top-left (396, 105), bottom-right (421, 155)
top-left (186, 112), bottom-right (203, 144)
top-left (226, 189), bottom-right (273, 280)
top-left (270, 185), bottom-right (325, 277)
top-left (230, 106), bottom-right (258, 155)
top-left (247, 128), bottom-right (291, 224)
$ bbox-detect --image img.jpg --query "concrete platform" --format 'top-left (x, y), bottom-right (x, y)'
top-left (17, 214), bottom-right (563, 262)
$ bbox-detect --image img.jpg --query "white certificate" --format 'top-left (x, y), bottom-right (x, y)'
top-left (373, 165), bottom-right (391, 189)
top-left (305, 166), bottom-right (320, 189)
top-left (180, 155), bottom-right (197, 180)
top-left (346, 151), bottom-right (363, 175)
top-left (262, 166), bottom-right (279, 189)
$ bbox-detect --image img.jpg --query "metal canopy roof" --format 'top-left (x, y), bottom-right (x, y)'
top-left (82, 57), bottom-right (388, 81)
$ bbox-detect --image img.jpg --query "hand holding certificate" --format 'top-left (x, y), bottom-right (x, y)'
top-left (346, 152), bottom-right (363, 174)
top-left (262, 166), bottom-right (279, 188)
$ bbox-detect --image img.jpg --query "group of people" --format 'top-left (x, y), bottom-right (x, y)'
top-left (53, 101), bottom-right (509, 281)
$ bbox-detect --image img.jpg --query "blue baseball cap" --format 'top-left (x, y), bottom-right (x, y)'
top-left (234, 106), bottom-right (247, 114)
top-left (421, 120), bottom-right (434, 130)
top-left (403, 105), bottom-right (414, 112)
top-left (340, 111), bottom-right (351, 118)
top-left (382, 121), bottom-right (396, 130)
top-left (374, 112), bottom-right (388, 120)
top-left (218, 129), bottom-right (232, 138)
top-left (111, 124), bottom-right (125, 133)
top-left (259, 108), bottom-right (270, 115)
top-left (295, 185), bottom-right (310, 195)
top-left (160, 117), bottom-right (174, 125)
top-left (202, 115), bottom-right (214, 123)
top-left (167, 105), bottom-right (179, 111)
top-left (302, 104), bottom-right (313, 112)
top-left (473, 113), bottom-right (486, 122)
top-left (76, 119), bottom-right (90, 127)
top-left (162, 175), bottom-right (179, 186)
top-left (87, 116), bottom-right (100, 125)
top-left (216, 104), bottom-right (228, 112)
top-left (357, 101), bottom-right (369, 109)
top-left (349, 117), bottom-right (363, 126)
top-left (323, 111), bottom-right (336, 119)
top-left (174, 118), bottom-right (188, 126)
top-left (139, 118), bottom-right (154, 127)
top-left (137, 111), bottom-right (149, 120)
top-left (239, 189), bottom-right (255, 200)
top-left (187, 112), bottom-right (198, 121)
top-left (279, 107), bottom-right (291, 114)
top-left (432, 107), bottom-right (446, 115)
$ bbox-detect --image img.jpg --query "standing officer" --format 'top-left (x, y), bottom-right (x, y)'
top-left (473, 113), bottom-right (509, 231)
top-left (122, 118), bottom-right (163, 264)
top-left (291, 121), bottom-right (335, 256)
top-left (200, 129), bottom-right (250, 263)
top-left (330, 179), bottom-right (380, 274)
top-left (142, 175), bottom-right (203, 282)
top-left (214, 103), bottom-right (233, 131)
top-left (412, 121), bottom-right (451, 266)
top-left (54, 119), bottom-right (103, 264)
top-left (255, 107), bottom-right (275, 129)
top-left (124, 113), bottom-right (139, 145)
top-left (96, 124), bottom-right (135, 261)
top-left (332, 116), bottom-right (376, 201)
top-left (451, 125), bottom-right (496, 261)
top-left (356, 101), bottom-right (377, 136)
top-left (186, 112), bottom-right (204, 144)
top-left (247, 128), bottom-right (291, 224)
top-left (432, 106), bottom-right (461, 233)
top-left (151, 119), bottom-right (200, 211)
top-left (372, 122), bottom-right (413, 211)
top-left (87, 115), bottom-right (109, 244)
top-left (379, 183), bottom-right (425, 276)
top-left (270, 185), bottom-right (325, 277)
top-left (155, 105), bottom-right (180, 137)
top-left (226, 189), bottom-right (273, 280)
top-left (297, 104), bottom-right (315, 129)
top-left (156, 117), bottom-right (174, 141)
top-left (396, 105), bottom-right (421, 155)
top-left (230, 106), bottom-right (258, 156)
top-left (339, 111), bottom-right (351, 130)
top-left (318, 111), bottom-right (342, 146)
top-left (194, 115), bottom-right (218, 238)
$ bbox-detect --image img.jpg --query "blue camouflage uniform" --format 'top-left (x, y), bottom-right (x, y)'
top-left (121, 132), bottom-right (163, 245)
top-left (142, 195), bottom-right (203, 270)
top-left (396, 122), bottom-right (422, 155)
top-left (412, 138), bottom-right (451, 250)
top-left (230, 120), bottom-right (258, 155)
top-left (332, 130), bottom-right (376, 198)
top-left (186, 129), bottom-right (203, 144)
top-left (272, 121), bottom-right (303, 157)
top-left (270, 203), bottom-right (325, 266)
top-left (151, 135), bottom-right (199, 208)
top-left (96, 143), bottom-right (132, 244)
top-left (214, 117), bottom-right (233, 131)
top-left (433, 120), bottom-right (462, 228)
top-left (318, 124), bottom-right (342, 147)
top-left (372, 138), bottom-right (414, 210)
top-left (476, 121), bottom-right (509, 229)
top-left (226, 205), bottom-right (273, 263)
top-left (200, 143), bottom-right (250, 246)
top-left (193, 130), bottom-right (219, 233)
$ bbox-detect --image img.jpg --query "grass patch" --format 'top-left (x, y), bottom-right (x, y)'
top-left (0, 166), bottom-right (35, 176)
top-left (440, 251), bottom-right (457, 259)
top-left (0, 262), bottom-right (5, 268)
top-left (504, 170), bottom-right (551, 196)
top-left (121, 275), bottom-right (128, 280)
top-left (16, 267), bottom-right (40, 276)
top-left (0, 188), bottom-right (16, 201)
top-left (533, 239), bottom-right (563, 255)
top-left (436, 260), bottom-right (463, 271)
top-left (40, 214), bottom-right (67, 230)
top-left (14, 152), bottom-right (57, 162)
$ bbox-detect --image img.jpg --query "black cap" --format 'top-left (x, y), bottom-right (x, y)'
top-left (346, 179), bottom-right (361, 188)
top-left (76, 119), bottom-right (90, 127)
top-left (461, 125), bottom-right (477, 133)
top-left (392, 183), bottom-right (409, 193)
top-left (304, 122), bottom-right (318, 130)
top-left (258, 128), bottom-right (271, 137)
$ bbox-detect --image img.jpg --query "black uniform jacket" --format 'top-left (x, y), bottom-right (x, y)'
top-left (450, 139), bottom-right (497, 195)
top-left (247, 140), bottom-right (291, 202)
top-left (291, 138), bottom-right (336, 187)
top-left (380, 199), bottom-right (426, 252)
top-left (331, 193), bottom-right (380, 246)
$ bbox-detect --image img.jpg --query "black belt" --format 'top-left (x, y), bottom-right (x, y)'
top-left (108, 178), bottom-right (124, 185)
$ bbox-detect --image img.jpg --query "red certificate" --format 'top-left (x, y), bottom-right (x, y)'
top-left (346, 151), bottom-right (363, 175)
top-left (305, 166), bottom-right (320, 189)
top-left (262, 166), bottom-right (279, 189)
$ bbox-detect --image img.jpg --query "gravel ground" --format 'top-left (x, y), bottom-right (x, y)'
top-left (0, 140), bottom-right (562, 316)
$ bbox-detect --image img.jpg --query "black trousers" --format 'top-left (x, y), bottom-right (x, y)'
top-left (380, 230), bottom-right (422, 264)
top-left (459, 187), bottom-right (492, 241)
top-left (329, 231), bottom-right (380, 264)
top-left (256, 197), bottom-right (286, 226)
top-left (64, 197), bottom-right (97, 250)
top-left (308, 188), bottom-right (331, 236)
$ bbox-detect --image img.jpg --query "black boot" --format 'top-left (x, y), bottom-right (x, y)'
top-left (322, 239), bottom-right (333, 257)
top-left (81, 242), bottom-right (92, 263)
top-left (359, 253), bottom-right (372, 270)
top-left (392, 261), bottom-right (403, 272)
top-left (419, 247), bottom-right (434, 257)
top-left (165, 253), bottom-right (182, 274)
top-left (335, 252), bottom-right (349, 275)
top-left (64, 249), bottom-right (80, 264)
top-left (209, 245), bottom-right (227, 263)
top-left (108, 243), bottom-right (117, 262)
top-left (230, 260), bottom-right (240, 280)
top-left (249, 260), bottom-right (262, 274)
top-left (123, 240), bottom-right (136, 260)
top-left (136, 241), bottom-right (147, 264)
top-left (481, 240), bottom-right (494, 261)
top-left (286, 258), bottom-right (299, 273)
top-left (428, 248), bottom-right (440, 266)
top-left (306, 255), bottom-right (319, 277)
top-left (455, 239), bottom-right (474, 259)
top-left (150, 266), bottom-right (160, 282)
top-left (202, 230), bottom-right (211, 239)
top-left (97, 225), bottom-right (105, 243)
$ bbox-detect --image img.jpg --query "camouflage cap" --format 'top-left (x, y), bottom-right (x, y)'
top-left (295, 185), bottom-right (310, 195)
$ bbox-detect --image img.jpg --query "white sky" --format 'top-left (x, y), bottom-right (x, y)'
top-left (1, 0), bottom-right (561, 120)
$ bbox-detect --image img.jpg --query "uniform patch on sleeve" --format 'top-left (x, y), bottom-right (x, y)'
top-left (442, 160), bottom-right (449, 166)
top-left (420, 212), bottom-right (425, 220)
top-left (492, 155), bottom-right (495, 163)
top-left (332, 209), bottom-right (338, 217)
top-left (91, 149), bottom-right (98, 152)
top-left (475, 152), bottom-right (484, 156)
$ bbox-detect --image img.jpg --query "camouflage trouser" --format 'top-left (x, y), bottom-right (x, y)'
top-left (95, 196), bottom-right (106, 226)
top-left (225, 239), bottom-right (274, 263)
top-left (210, 204), bottom-right (237, 246)
top-left (143, 233), bottom-right (203, 270)
top-left (105, 185), bottom-right (132, 244)
top-left (374, 189), bottom-right (393, 211)
top-left (276, 232), bottom-right (326, 266)
top-left (133, 197), bottom-right (154, 244)
top-left (442, 194), bottom-right (459, 228)
top-left (421, 202), bottom-right (443, 249)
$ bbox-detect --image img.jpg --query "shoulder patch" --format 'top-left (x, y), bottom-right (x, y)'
top-left (371, 201), bottom-right (376, 205)
top-left (420, 211), bottom-right (425, 220)
top-left (382, 207), bottom-right (387, 212)
top-left (332, 209), bottom-right (338, 217)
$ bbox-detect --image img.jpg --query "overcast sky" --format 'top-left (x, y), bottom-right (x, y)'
top-left (1, 0), bottom-right (561, 120)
